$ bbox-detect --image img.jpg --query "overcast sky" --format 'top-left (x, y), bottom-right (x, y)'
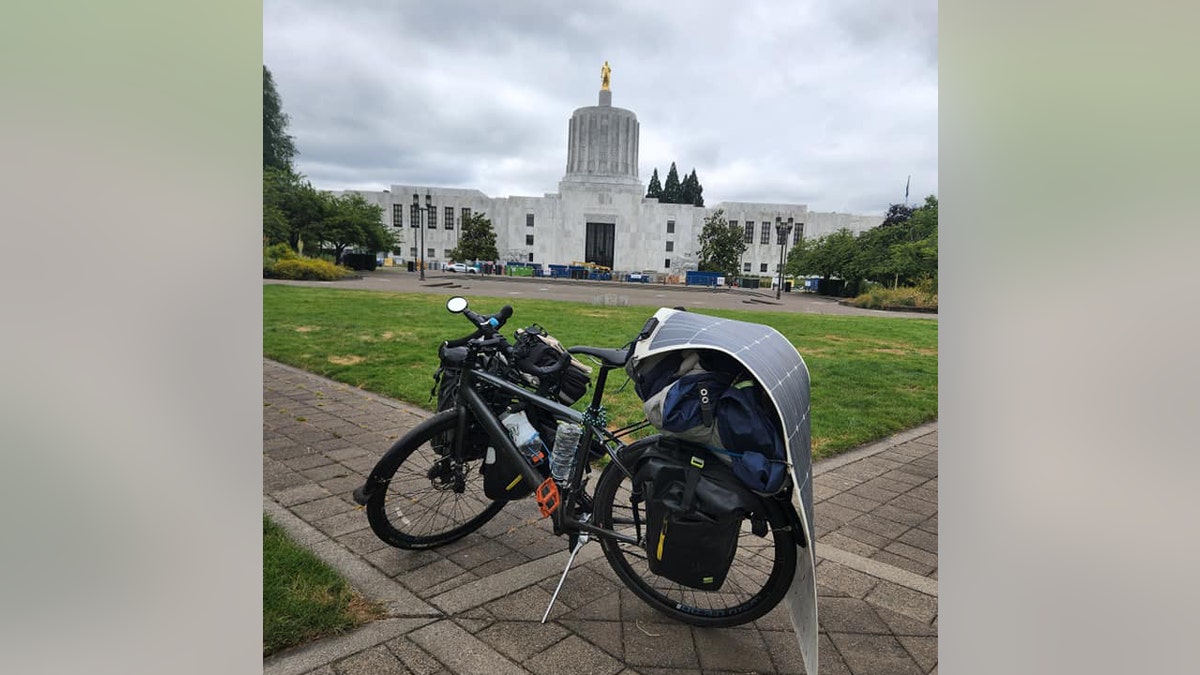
top-left (264, 0), bottom-right (936, 215)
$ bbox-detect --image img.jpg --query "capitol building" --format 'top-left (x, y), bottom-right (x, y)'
top-left (338, 71), bottom-right (883, 278)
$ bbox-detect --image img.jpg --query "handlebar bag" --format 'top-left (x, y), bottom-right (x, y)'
top-left (513, 324), bottom-right (593, 404)
top-left (632, 441), bottom-right (757, 590)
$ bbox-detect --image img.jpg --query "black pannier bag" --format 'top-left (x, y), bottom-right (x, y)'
top-left (431, 343), bottom-right (470, 412)
top-left (632, 440), bottom-right (758, 590)
top-left (512, 324), bottom-right (592, 405)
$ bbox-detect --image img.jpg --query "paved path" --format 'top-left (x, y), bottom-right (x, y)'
top-left (263, 359), bottom-right (938, 675)
top-left (264, 267), bottom-right (937, 320)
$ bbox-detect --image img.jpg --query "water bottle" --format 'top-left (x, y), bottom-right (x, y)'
top-left (550, 421), bottom-right (584, 485)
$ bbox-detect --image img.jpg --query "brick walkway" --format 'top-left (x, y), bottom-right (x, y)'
top-left (263, 359), bottom-right (938, 675)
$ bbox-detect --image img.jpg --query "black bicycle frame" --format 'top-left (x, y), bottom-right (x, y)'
top-left (453, 362), bottom-right (640, 546)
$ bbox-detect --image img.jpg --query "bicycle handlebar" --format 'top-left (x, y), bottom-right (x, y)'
top-left (443, 304), bottom-right (514, 349)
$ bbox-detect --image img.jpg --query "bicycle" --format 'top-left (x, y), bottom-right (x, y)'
top-left (352, 296), bottom-right (810, 628)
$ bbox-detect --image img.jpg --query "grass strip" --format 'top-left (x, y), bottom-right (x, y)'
top-left (263, 514), bottom-right (384, 656)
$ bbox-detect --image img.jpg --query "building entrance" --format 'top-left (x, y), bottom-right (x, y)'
top-left (585, 222), bottom-right (615, 269)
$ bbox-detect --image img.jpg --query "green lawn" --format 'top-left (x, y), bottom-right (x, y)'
top-left (263, 514), bottom-right (385, 656)
top-left (263, 285), bottom-right (937, 459)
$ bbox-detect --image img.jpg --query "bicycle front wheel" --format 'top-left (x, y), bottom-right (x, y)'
top-left (364, 410), bottom-right (504, 549)
top-left (591, 439), bottom-right (797, 627)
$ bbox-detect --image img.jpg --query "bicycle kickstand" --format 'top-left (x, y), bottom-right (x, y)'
top-left (541, 530), bottom-right (590, 623)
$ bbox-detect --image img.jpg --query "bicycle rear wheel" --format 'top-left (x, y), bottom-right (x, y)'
top-left (591, 439), bottom-right (797, 627)
top-left (364, 410), bottom-right (504, 549)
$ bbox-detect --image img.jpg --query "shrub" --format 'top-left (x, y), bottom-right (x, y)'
top-left (267, 257), bottom-right (355, 281)
top-left (263, 243), bottom-right (298, 273)
top-left (850, 285), bottom-right (938, 311)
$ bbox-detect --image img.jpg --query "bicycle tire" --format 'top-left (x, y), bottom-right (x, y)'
top-left (364, 410), bottom-right (505, 549)
top-left (591, 438), bottom-right (797, 627)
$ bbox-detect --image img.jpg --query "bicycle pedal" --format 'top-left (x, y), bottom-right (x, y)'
top-left (535, 478), bottom-right (560, 517)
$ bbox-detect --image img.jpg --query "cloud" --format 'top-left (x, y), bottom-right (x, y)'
top-left (265, 0), bottom-right (937, 214)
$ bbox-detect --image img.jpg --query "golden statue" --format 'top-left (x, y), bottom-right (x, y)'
top-left (601, 61), bottom-right (611, 91)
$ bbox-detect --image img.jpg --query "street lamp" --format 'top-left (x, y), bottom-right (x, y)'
top-left (413, 192), bottom-right (431, 281)
top-left (775, 216), bottom-right (794, 301)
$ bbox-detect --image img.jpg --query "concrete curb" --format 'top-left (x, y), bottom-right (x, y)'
top-left (812, 421), bottom-right (938, 476)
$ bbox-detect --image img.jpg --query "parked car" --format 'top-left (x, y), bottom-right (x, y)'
top-left (447, 262), bottom-right (477, 274)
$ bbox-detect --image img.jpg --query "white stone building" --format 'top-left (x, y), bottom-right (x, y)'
top-left (335, 83), bottom-right (882, 278)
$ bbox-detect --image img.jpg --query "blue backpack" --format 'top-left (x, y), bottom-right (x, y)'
top-left (637, 350), bottom-right (788, 494)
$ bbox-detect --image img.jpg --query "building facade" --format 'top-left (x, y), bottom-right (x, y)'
top-left (336, 83), bottom-right (883, 277)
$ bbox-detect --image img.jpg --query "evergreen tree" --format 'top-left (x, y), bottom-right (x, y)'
top-left (680, 170), bottom-right (696, 206)
top-left (662, 162), bottom-right (682, 204)
top-left (646, 168), bottom-right (662, 199)
top-left (688, 169), bottom-right (704, 206)
top-left (263, 65), bottom-right (296, 171)
top-left (450, 212), bottom-right (499, 262)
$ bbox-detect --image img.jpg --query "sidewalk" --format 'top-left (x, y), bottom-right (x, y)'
top-left (263, 359), bottom-right (938, 675)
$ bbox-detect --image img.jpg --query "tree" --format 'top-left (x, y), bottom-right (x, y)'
top-left (688, 169), bottom-right (704, 206)
top-left (787, 228), bottom-right (859, 282)
top-left (263, 65), bottom-right (296, 171)
top-left (661, 162), bottom-right (682, 204)
top-left (318, 193), bottom-right (396, 262)
top-left (680, 169), bottom-right (697, 206)
top-left (645, 169), bottom-right (662, 199)
top-left (450, 212), bottom-right (499, 262)
top-left (263, 167), bottom-right (326, 250)
top-left (697, 209), bottom-right (746, 278)
top-left (880, 203), bottom-right (914, 228)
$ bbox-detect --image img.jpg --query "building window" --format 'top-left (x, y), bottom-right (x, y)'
top-left (744, 221), bottom-right (754, 243)
top-left (528, 252), bottom-right (534, 262)
top-left (777, 227), bottom-right (790, 246)
top-left (526, 234), bottom-right (534, 246)
top-left (444, 249), bottom-right (452, 258)
top-left (664, 258), bottom-right (672, 269)
top-left (526, 213), bottom-right (534, 227)
top-left (428, 205), bottom-right (437, 228)
top-left (461, 207), bottom-right (471, 223)
top-left (444, 206), bottom-right (454, 229)
top-left (410, 247), bottom-right (417, 257)
top-left (410, 204), bottom-right (419, 228)
top-left (392, 204), bottom-right (403, 228)
top-left (760, 263), bottom-right (768, 273)
top-left (665, 241), bottom-right (674, 252)
top-left (666, 220), bottom-right (675, 234)
top-left (794, 223), bottom-right (804, 245)
top-left (427, 248), bottom-right (435, 258)
top-left (743, 262), bottom-right (751, 272)
top-left (760, 222), bottom-right (770, 245)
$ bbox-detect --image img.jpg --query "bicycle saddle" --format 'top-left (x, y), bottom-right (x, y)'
top-left (567, 345), bottom-right (630, 369)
